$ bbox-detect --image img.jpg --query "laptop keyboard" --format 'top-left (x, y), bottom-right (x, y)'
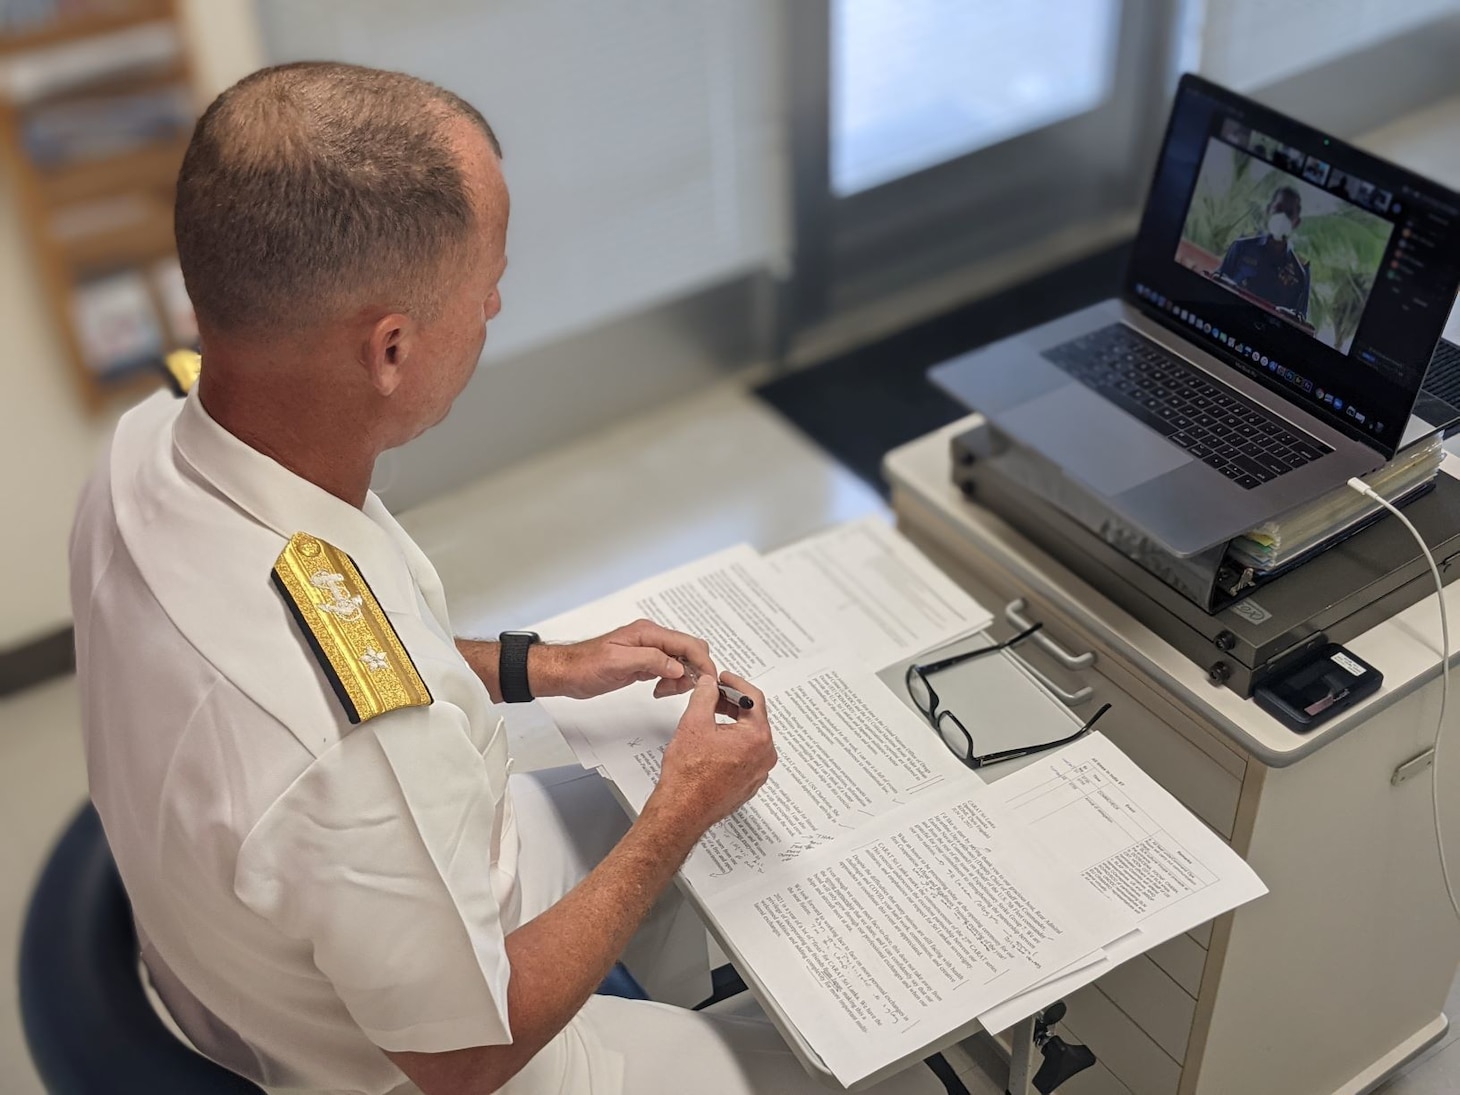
top-left (1422, 339), bottom-right (1460, 408)
top-left (1042, 325), bottom-right (1332, 491)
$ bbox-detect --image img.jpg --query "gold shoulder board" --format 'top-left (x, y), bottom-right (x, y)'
top-left (162, 349), bottom-right (201, 397)
top-left (272, 532), bottom-right (432, 724)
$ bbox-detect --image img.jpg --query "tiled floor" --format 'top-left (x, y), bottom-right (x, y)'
top-left (4, 375), bottom-right (1460, 1093)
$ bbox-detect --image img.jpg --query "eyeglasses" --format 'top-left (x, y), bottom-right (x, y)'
top-left (905, 624), bottom-right (1112, 769)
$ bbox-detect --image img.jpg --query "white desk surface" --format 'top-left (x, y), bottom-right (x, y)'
top-left (884, 416), bottom-right (1460, 768)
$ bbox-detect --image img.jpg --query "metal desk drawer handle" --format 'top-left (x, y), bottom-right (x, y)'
top-left (1003, 599), bottom-right (1096, 705)
top-left (1008, 649), bottom-right (1094, 706)
top-left (1005, 599), bottom-right (1097, 670)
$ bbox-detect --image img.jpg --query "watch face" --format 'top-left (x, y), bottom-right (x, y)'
top-left (502, 630), bottom-right (540, 642)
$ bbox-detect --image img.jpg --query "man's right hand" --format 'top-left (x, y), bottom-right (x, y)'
top-left (652, 671), bottom-right (776, 834)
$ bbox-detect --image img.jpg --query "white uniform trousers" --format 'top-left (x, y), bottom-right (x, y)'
top-left (511, 765), bottom-right (711, 1010)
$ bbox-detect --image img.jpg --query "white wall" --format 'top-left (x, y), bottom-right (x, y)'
top-left (0, 170), bottom-right (114, 650)
top-left (0, 0), bottom-right (264, 651)
top-left (177, 0), bottom-right (266, 101)
top-left (257, 0), bottom-right (788, 364)
top-left (1200, 0), bottom-right (1460, 91)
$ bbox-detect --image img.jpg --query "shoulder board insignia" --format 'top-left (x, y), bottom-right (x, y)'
top-left (162, 349), bottom-right (201, 397)
top-left (272, 532), bottom-right (432, 724)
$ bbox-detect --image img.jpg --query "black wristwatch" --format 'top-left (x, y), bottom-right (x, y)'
top-left (498, 630), bottom-right (540, 703)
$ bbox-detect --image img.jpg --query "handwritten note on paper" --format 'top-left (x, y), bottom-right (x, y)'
top-left (764, 516), bottom-right (993, 671)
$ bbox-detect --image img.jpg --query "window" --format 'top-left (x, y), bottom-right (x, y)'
top-left (830, 0), bottom-right (1121, 196)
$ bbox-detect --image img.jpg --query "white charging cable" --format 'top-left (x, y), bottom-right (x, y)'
top-left (1346, 476), bottom-right (1457, 922)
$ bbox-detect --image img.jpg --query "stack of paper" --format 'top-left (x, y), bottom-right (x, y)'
top-left (533, 518), bottom-right (1266, 1086)
top-left (1229, 435), bottom-right (1444, 572)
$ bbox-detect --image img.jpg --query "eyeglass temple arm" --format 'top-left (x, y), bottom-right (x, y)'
top-left (916, 622), bottom-right (1044, 675)
top-left (971, 703), bottom-right (1113, 769)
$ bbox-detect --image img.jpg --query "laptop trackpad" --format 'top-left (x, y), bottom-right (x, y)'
top-left (998, 385), bottom-right (1191, 496)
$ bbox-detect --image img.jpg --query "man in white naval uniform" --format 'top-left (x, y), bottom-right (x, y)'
top-left (70, 63), bottom-right (942, 1095)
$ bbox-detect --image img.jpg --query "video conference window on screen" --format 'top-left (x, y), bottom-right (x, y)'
top-left (1175, 116), bottom-right (1396, 359)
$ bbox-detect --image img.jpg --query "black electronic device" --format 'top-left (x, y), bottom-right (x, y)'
top-left (951, 422), bottom-right (1460, 697)
top-left (953, 420), bottom-right (1446, 612)
top-left (1253, 643), bottom-right (1383, 732)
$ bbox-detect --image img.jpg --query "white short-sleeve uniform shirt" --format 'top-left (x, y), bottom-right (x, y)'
top-left (71, 391), bottom-right (615, 1094)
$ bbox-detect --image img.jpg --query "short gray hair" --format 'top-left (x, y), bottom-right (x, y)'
top-left (175, 62), bottom-right (501, 336)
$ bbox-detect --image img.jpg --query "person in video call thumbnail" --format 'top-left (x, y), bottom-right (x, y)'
top-left (1215, 185), bottom-right (1311, 322)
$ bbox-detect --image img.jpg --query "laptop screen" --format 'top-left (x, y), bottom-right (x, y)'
top-left (1126, 74), bottom-right (1460, 458)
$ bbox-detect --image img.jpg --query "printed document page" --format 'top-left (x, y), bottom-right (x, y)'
top-left (535, 544), bottom-right (825, 766)
top-left (601, 659), bottom-right (973, 900)
top-left (764, 516), bottom-right (993, 671)
top-left (714, 781), bottom-right (1123, 1087)
top-left (978, 733), bottom-right (1268, 1032)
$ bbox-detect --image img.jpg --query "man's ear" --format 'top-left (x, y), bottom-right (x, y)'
top-left (361, 312), bottom-right (415, 397)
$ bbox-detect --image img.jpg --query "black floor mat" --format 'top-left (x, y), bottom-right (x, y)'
top-left (756, 240), bottom-right (1133, 494)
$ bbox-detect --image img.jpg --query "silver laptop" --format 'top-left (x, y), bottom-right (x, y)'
top-left (932, 74), bottom-right (1460, 557)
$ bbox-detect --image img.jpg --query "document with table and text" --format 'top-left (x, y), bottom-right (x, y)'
top-left (977, 734), bottom-right (1268, 1033)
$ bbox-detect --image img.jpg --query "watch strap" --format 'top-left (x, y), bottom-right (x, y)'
top-left (498, 631), bottom-right (539, 703)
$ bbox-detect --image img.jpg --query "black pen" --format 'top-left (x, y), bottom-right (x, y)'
top-left (676, 657), bottom-right (755, 709)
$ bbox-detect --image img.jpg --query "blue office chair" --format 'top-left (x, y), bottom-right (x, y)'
top-left (20, 802), bottom-right (649, 1094)
top-left (19, 802), bottom-right (262, 1093)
